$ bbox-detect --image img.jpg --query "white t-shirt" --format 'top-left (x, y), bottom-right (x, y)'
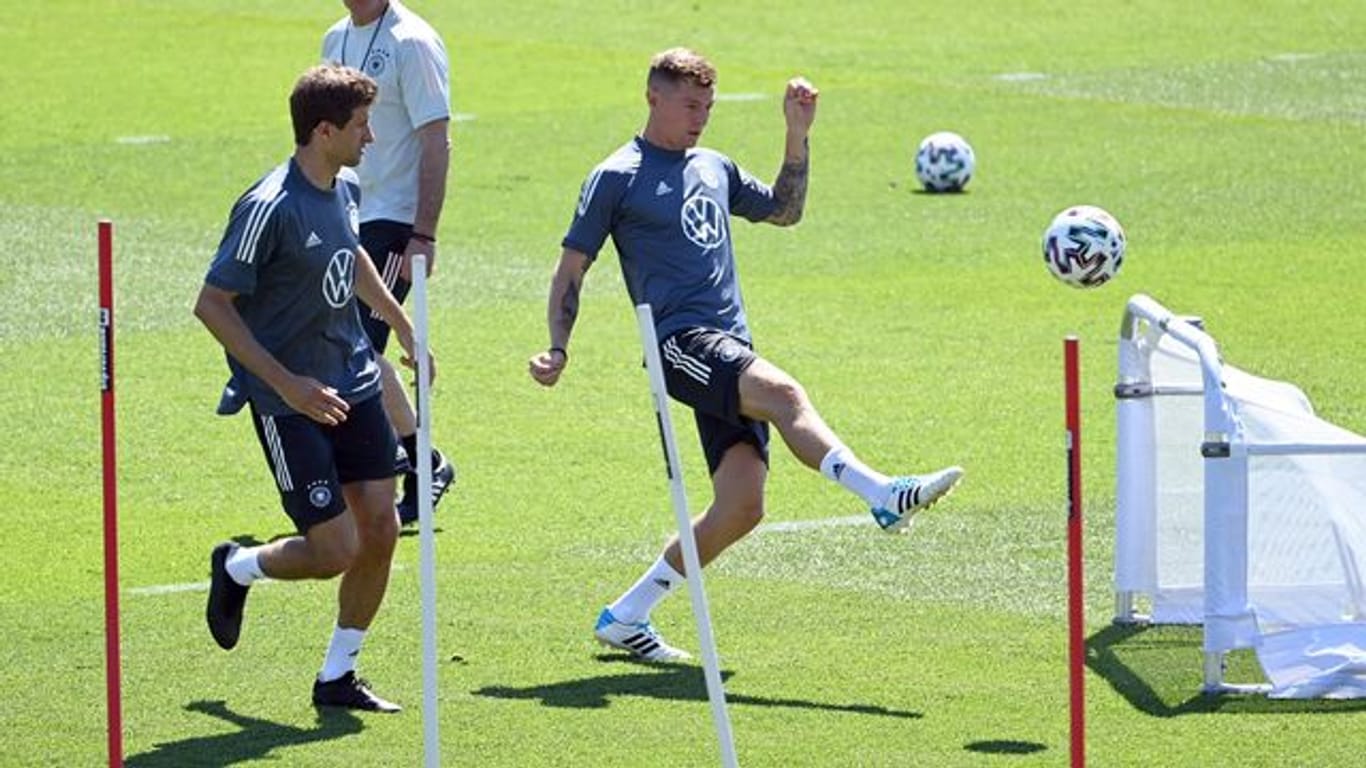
top-left (322, 0), bottom-right (450, 226)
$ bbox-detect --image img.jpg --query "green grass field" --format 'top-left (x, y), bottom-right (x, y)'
top-left (4, 1), bottom-right (1366, 765)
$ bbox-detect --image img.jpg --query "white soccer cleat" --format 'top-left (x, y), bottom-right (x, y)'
top-left (594, 608), bottom-right (691, 662)
top-left (871, 466), bottom-right (964, 533)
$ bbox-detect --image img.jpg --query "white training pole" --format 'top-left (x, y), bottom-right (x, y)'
top-left (634, 304), bottom-right (739, 768)
top-left (411, 254), bottom-right (440, 768)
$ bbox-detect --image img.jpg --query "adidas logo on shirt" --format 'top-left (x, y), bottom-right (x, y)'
top-left (655, 181), bottom-right (673, 196)
top-left (305, 231), bottom-right (323, 249)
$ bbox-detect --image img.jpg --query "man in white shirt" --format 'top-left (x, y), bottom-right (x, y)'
top-left (323, 0), bottom-right (454, 525)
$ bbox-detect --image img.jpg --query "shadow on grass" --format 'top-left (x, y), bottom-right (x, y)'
top-left (124, 700), bottom-right (363, 767)
top-left (964, 740), bottom-right (1047, 755)
top-left (249, 526), bottom-right (446, 543)
top-left (473, 657), bottom-right (920, 719)
top-left (1087, 623), bottom-right (1366, 716)
top-left (397, 525), bottom-right (444, 539)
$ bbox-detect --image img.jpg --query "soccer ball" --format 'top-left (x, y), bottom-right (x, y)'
top-left (1042, 205), bottom-right (1126, 288)
top-left (914, 131), bottom-right (975, 192)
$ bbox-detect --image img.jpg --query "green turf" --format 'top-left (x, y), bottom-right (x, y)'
top-left (4, 1), bottom-right (1366, 765)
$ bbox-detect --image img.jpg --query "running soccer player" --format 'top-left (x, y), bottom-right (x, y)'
top-left (527, 48), bottom-right (964, 661)
top-left (195, 63), bottom-right (432, 711)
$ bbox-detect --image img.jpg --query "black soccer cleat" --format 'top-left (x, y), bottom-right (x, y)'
top-left (312, 671), bottom-right (402, 713)
top-left (206, 542), bottom-right (250, 650)
top-left (398, 448), bottom-right (456, 526)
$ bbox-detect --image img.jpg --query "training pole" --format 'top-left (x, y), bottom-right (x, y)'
top-left (635, 305), bottom-right (739, 768)
top-left (1064, 336), bottom-right (1085, 768)
top-left (411, 254), bottom-right (440, 768)
top-left (99, 220), bottom-right (123, 768)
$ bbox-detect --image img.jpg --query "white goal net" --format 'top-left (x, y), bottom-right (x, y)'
top-left (1113, 294), bottom-right (1366, 698)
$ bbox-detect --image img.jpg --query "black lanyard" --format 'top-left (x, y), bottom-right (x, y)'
top-left (341, 4), bottom-right (388, 72)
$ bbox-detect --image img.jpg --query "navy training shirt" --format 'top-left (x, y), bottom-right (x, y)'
top-left (562, 136), bottom-right (779, 343)
top-left (205, 158), bottom-right (381, 416)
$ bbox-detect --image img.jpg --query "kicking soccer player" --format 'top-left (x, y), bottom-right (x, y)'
top-left (528, 48), bottom-right (964, 661)
top-left (195, 63), bottom-right (432, 711)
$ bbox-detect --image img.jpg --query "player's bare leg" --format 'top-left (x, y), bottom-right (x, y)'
top-left (205, 507), bottom-right (367, 651)
top-left (662, 443), bottom-right (767, 571)
top-left (335, 478), bottom-right (400, 629)
top-left (596, 443), bottom-right (765, 661)
top-left (314, 477), bottom-right (401, 712)
top-left (739, 357), bottom-right (962, 533)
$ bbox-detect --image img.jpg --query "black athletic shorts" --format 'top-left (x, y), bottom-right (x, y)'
top-left (249, 394), bottom-right (407, 533)
top-left (358, 219), bottom-right (414, 354)
top-left (658, 327), bottom-right (770, 475)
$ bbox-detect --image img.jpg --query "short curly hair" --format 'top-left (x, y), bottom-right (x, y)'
top-left (647, 47), bottom-right (716, 89)
top-left (290, 63), bottom-right (377, 146)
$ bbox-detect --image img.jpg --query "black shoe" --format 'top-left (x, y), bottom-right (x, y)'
top-left (206, 542), bottom-right (249, 650)
top-left (398, 449), bottom-right (456, 526)
top-left (312, 671), bottom-right (401, 713)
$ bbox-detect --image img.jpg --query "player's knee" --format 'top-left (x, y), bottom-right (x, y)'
top-left (312, 538), bottom-right (358, 577)
top-left (740, 497), bottom-right (766, 533)
top-left (356, 504), bottom-right (399, 548)
top-left (726, 492), bottom-right (765, 534)
top-left (764, 377), bottom-right (809, 423)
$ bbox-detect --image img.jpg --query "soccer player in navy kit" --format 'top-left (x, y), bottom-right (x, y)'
top-left (529, 48), bottom-right (964, 661)
top-left (195, 64), bottom-right (430, 711)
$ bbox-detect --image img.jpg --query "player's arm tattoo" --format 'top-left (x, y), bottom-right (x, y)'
top-left (557, 275), bottom-right (581, 333)
top-left (767, 153), bottom-right (809, 226)
top-left (550, 257), bottom-right (590, 348)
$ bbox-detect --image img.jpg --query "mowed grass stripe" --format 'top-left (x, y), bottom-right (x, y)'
top-left (994, 52), bottom-right (1366, 124)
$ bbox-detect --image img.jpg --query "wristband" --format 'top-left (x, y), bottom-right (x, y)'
top-left (548, 346), bottom-right (568, 361)
top-left (411, 232), bottom-right (437, 244)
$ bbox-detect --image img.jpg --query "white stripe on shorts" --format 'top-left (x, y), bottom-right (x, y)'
top-left (370, 249), bottom-right (403, 320)
top-left (662, 336), bottom-right (711, 386)
top-left (261, 415), bottom-right (294, 492)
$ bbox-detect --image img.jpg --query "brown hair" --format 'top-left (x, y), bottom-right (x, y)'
top-left (289, 64), bottom-right (377, 146)
top-left (647, 47), bottom-right (716, 89)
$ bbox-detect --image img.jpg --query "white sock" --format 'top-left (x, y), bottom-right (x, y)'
top-left (319, 626), bottom-right (367, 683)
top-left (819, 445), bottom-right (891, 506)
top-left (225, 545), bottom-right (265, 587)
top-left (608, 556), bottom-right (684, 625)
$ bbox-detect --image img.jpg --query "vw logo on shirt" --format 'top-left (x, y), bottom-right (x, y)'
top-left (681, 194), bottom-right (726, 250)
top-left (323, 249), bottom-right (356, 309)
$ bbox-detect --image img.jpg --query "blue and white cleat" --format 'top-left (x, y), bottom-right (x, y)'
top-left (871, 466), bottom-right (964, 533)
top-left (594, 608), bottom-right (691, 662)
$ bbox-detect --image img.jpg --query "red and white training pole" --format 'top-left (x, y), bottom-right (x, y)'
top-left (1064, 336), bottom-right (1084, 768)
top-left (99, 220), bottom-right (123, 768)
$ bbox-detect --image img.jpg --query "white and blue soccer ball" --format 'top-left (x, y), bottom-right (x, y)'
top-left (1042, 205), bottom-right (1126, 288)
top-left (914, 131), bottom-right (975, 192)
